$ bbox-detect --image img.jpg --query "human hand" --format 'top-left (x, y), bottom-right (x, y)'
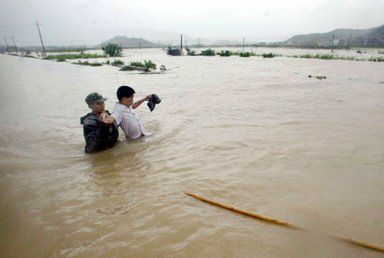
top-left (100, 112), bottom-right (109, 123)
top-left (145, 94), bottom-right (152, 101)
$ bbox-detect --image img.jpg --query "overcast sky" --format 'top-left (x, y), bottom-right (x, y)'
top-left (0, 0), bottom-right (383, 46)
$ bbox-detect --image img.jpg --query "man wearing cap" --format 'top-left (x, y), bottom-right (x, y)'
top-left (100, 86), bottom-right (160, 140)
top-left (80, 92), bottom-right (119, 153)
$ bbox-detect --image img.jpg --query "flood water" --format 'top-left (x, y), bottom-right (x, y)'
top-left (0, 48), bottom-right (383, 257)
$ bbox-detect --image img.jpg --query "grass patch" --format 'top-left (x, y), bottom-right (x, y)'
top-left (46, 49), bottom-right (86, 53)
top-left (239, 52), bottom-right (252, 57)
top-left (200, 49), bottom-right (215, 56)
top-left (217, 50), bottom-right (233, 56)
top-left (111, 59), bottom-right (125, 66)
top-left (262, 53), bottom-right (278, 58)
top-left (368, 57), bottom-right (384, 62)
top-left (72, 61), bottom-right (103, 66)
top-left (120, 60), bottom-right (157, 71)
top-left (45, 53), bottom-right (106, 60)
top-left (185, 47), bottom-right (196, 56)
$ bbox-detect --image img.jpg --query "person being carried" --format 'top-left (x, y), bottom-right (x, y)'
top-left (101, 86), bottom-right (152, 140)
top-left (80, 92), bottom-right (119, 153)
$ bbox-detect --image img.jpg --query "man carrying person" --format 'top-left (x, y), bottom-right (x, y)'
top-left (100, 86), bottom-right (154, 140)
top-left (80, 92), bottom-right (119, 153)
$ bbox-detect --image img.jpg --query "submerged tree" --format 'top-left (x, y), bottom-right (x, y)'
top-left (102, 43), bottom-right (122, 57)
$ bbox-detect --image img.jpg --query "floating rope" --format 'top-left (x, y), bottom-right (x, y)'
top-left (185, 192), bottom-right (384, 254)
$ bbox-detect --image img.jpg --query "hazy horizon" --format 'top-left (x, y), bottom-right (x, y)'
top-left (0, 0), bottom-right (383, 47)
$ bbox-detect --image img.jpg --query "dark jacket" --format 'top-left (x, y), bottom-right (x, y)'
top-left (80, 111), bottom-right (119, 153)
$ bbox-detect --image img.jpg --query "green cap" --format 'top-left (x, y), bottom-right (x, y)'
top-left (85, 92), bottom-right (107, 105)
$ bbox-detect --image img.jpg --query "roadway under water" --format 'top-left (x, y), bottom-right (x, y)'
top-left (0, 48), bottom-right (383, 257)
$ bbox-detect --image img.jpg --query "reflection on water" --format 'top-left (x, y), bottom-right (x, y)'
top-left (0, 49), bottom-right (383, 257)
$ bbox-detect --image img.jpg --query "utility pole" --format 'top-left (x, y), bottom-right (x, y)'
top-left (11, 36), bottom-right (18, 54)
top-left (3, 37), bottom-right (10, 53)
top-left (180, 34), bottom-right (183, 52)
top-left (331, 34), bottom-right (334, 52)
top-left (34, 20), bottom-right (46, 57)
top-left (242, 37), bottom-right (245, 52)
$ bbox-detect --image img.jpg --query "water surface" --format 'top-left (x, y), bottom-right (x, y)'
top-left (0, 49), bottom-right (383, 257)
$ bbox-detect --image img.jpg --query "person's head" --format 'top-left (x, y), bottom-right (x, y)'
top-left (117, 86), bottom-right (135, 107)
top-left (85, 92), bottom-right (106, 114)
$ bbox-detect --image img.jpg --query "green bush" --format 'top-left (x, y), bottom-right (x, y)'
top-left (122, 60), bottom-right (156, 71)
top-left (217, 50), bottom-right (232, 56)
top-left (102, 43), bottom-right (122, 57)
top-left (111, 59), bottom-right (124, 66)
top-left (129, 61), bottom-right (145, 68)
top-left (239, 52), bottom-right (251, 57)
top-left (119, 65), bottom-right (136, 71)
top-left (368, 57), bottom-right (384, 62)
top-left (72, 61), bottom-right (103, 66)
top-left (200, 49), bottom-right (215, 56)
top-left (144, 60), bottom-right (156, 70)
top-left (185, 47), bottom-right (196, 56)
top-left (262, 53), bottom-right (277, 58)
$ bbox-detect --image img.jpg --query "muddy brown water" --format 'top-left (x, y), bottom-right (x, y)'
top-left (0, 48), bottom-right (383, 257)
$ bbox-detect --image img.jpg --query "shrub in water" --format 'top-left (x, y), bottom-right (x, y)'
top-left (111, 59), bottom-right (124, 66)
top-left (200, 49), bottom-right (215, 56)
top-left (262, 53), bottom-right (276, 58)
top-left (185, 47), bottom-right (196, 56)
top-left (217, 50), bottom-right (232, 56)
top-left (102, 43), bottom-right (122, 57)
top-left (239, 52), bottom-right (251, 57)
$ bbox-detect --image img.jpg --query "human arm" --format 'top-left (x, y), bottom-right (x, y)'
top-left (100, 112), bottom-right (115, 124)
top-left (82, 117), bottom-right (102, 153)
top-left (132, 95), bottom-right (151, 109)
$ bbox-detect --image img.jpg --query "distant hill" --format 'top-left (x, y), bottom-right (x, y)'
top-left (96, 36), bottom-right (161, 48)
top-left (285, 25), bottom-right (384, 47)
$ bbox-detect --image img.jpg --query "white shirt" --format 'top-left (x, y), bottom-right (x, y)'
top-left (112, 102), bottom-right (148, 139)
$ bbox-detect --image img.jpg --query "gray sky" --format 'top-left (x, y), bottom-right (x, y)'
top-left (1, 0), bottom-right (383, 46)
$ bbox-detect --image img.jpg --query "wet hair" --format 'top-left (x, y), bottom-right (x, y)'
top-left (117, 86), bottom-right (135, 101)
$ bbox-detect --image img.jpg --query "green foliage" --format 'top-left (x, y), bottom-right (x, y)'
top-left (298, 54), bottom-right (335, 59)
top-left (72, 61), bottom-right (103, 66)
top-left (217, 50), bottom-right (233, 56)
top-left (185, 47), bottom-right (196, 56)
top-left (129, 61), bottom-right (145, 68)
top-left (239, 52), bottom-right (251, 57)
top-left (120, 60), bottom-right (157, 71)
top-left (368, 57), bottom-right (384, 62)
top-left (119, 65), bottom-right (136, 71)
top-left (46, 48), bottom-right (86, 53)
top-left (45, 53), bottom-right (106, 60)
top-left (144, 60), bottom-right (156, 70)
top-left (102, 43), bottom-right (122, 57)
top-left (290, 54), bottom-right (384, 62)
top-left (111, 59), bottom-right (125, 66)
top-left (262, 53), bottom-right (277, 58)
top-left (200, 49), bottom-right (215, 56)
top-left (129, 60), bottom-right (156, 70)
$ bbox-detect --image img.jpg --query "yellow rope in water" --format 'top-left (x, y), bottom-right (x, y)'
top-left (185, 192), bottom-right (384, 254)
